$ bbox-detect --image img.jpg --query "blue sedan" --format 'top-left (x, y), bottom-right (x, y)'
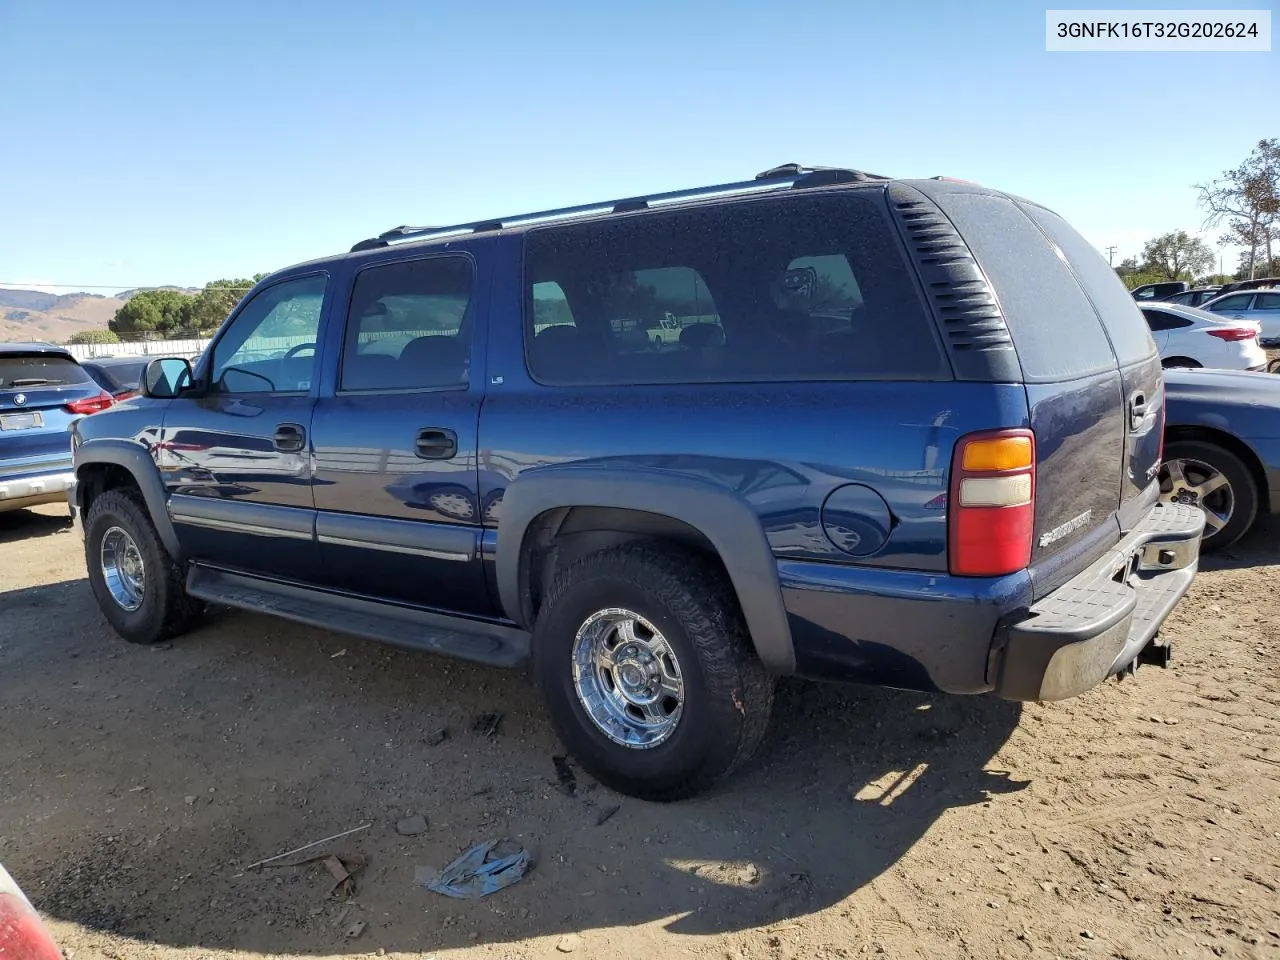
top-left (1162, 367), bottom-right (1280, 550)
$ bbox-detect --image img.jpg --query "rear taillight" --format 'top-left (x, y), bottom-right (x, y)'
top-left (64, 391), bottom-right (114, 415)
top-left (1206, 327), bottom-right (1257, 342)
top-left (0, 893), bottom-right (64, 960)
top-left (113, 390), bottom-right (138, 402)
top-left (948, 429), bottom-right (1036, 577)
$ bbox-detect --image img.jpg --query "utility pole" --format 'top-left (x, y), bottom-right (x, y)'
top-left (1105, 245), bottom-right (1118, 266)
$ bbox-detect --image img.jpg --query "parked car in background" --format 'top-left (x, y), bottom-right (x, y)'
top-left (1163, 286), bottom-right (1222, 308)
top-left (1139, 302), bottom-right (1265, 370)
top-left (1163, 368), bottom-right (1280, 550)
top-left (1130, 280), bottom-right (1189, 302)
top-left (80, 355), bottom-right (149, 401)
top-left (71, 165), bottom-right (1204, 800)
top-left (1200, 289), bottom-right (1280, 345)
top-left (0, 863), bottom-right (64, 959)
top-left (1, 343), bottom-right (114, 515)
top-left (1213, 276), bottom-right (1280, 298)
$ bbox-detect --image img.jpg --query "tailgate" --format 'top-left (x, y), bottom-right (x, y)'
top-left (1017, 203), bottom-right (1165, 527)
top-left (920, 190), bottom-right (1132, 576)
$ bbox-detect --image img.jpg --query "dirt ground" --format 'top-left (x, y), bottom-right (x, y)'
top-left (0, 505), bottom-right (1276, 960)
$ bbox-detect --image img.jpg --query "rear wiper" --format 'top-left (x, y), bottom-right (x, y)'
top-left (7, 378), bottom-right (54, 387)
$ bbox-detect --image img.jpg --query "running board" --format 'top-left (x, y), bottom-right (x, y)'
top-left (185, 565), bottom-right (530, 667)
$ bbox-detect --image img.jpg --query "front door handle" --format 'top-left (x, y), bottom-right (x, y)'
top-left (274, 423), bottom-right (306, 452)
top-left (415, 427), bottom-right (457, 460)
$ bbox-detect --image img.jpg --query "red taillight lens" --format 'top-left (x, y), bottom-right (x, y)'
top-left (0, 894), bottom-right (64, 960)
top-left (1205, 327), bottom-right (1257, 342)
top-left (948, 429), bottom-right (1036, 577)
top-left (64, 391), bottom-right (115, 415)
top-left (113, 390), bottom-right (138, 402)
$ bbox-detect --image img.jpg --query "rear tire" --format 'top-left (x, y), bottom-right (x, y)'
top-left (84, 488), bottom-right (203, 643)
top-left (1160, 439), bottom-right (1258, 551)
top-left (532, 541), bottom-right (774, 801)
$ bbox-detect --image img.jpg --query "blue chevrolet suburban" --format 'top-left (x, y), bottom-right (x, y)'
top-left (70, 165), bottom-right (1204, 799)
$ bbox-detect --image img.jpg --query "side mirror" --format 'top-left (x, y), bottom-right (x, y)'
top-left (142, 357), bottom-right (194, 399)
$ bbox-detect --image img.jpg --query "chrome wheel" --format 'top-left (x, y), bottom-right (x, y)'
top-left (572, 608), bottom-right (685, 749)
top-left (1159, 457), bottom-right (1233, 540)
top-left (100, 526), bottom-right (146, 611)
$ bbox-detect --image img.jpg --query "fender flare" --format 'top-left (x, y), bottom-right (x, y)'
top-left (496, 467), bottom-right (796, 674)
top-left (74, 438), bottom-right (183, 560)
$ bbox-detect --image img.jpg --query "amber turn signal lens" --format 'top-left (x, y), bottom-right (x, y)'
top-left (960, 436), bottom-right (1033, 472)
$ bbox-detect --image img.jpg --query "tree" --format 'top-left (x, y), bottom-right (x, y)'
top-left (1115, 257), bottom-right (1141, 278)
top-left (1140, 231), bottom-right (1215, 281)
top-left (1234, 253), bottom-right (1280, 280)
top-left (109, 289), bottom-right (192, 337)
top-left (180, 278), bottom-right (257, 336)
top-left (67, 329), bottom-right (120, 345)
top-left (1120, 270), bottom-right (1168, 291)
top-left (1196, 139), bottom-right (1280, 279)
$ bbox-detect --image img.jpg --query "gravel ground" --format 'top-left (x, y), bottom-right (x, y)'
top-left (0, 504), bottom-right (1277, 960)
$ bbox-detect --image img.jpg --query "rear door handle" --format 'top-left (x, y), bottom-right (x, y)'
top-left (274, 423), bottom-right (306, 452)
top-left (1128, 390), bottom-right (1148, 430)
top-left (415, 427), bottom-right (457, 460)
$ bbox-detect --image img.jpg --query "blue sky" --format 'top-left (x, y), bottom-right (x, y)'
top-left (0, 0), bottom-right (1273, 293)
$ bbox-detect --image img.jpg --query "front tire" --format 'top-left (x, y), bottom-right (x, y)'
top-left (1159, 439), bottom-right (1258, 551)
top-left (84, 489), bottom-right (203, 643)
top-left (533, 542), bottom-right (773, 801)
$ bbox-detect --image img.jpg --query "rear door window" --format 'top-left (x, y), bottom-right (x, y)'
top-left (340, 256), bottom-right (473, 392)
top-left (523, 193), bottom-right (946, 385)
top-left (1254, 292), bottom-right (1280, 311)
top-left (0, 353), bottom-right (92, 388)
top-left (1207, 294), bottom-right (1254, 312)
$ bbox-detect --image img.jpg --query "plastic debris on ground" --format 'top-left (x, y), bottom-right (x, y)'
top-left (416, 839), bottom-right (530, 899)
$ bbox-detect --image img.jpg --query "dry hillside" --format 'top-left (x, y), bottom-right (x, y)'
top-left (0, 290), bottom-right (124, 343)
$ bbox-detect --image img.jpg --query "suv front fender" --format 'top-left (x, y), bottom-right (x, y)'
top-left (496, 467), bottom-right (796, 674)
top-left (73, 437), bottom-right (183, 561)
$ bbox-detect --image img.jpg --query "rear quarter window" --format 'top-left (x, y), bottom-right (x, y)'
top-left (0, 353), bottom-right (92, 388)
top-left (1018, 203), bottom-right (1158, 366)
top-left (523, 192), bottom-right (947, 386)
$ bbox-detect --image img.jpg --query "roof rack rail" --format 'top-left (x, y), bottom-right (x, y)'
top-left (349, 163), bottom-right (890, 252)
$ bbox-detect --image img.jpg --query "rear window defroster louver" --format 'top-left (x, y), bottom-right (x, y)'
top-left (887, 183), bottom-right (1021, 382)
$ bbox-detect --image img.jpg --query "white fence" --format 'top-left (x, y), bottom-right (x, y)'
top-left (65, 339), bottom-right (211, 361)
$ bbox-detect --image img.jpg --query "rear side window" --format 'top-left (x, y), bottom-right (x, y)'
top-left (1208, 294), bottom-right (1253, 311)
top-left (0, 354), bottom-right (91, 388)
top-left (1019, 203), bottom-right (1157, 365)
top-left (929, 193), bottom-right (1115, 382)
top-left (340, 256), bottom-right (473, 392)
top-left (1142, 310), bottom-right (1193, 331)
top-left (523, 193), bottom-right (946, 385)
